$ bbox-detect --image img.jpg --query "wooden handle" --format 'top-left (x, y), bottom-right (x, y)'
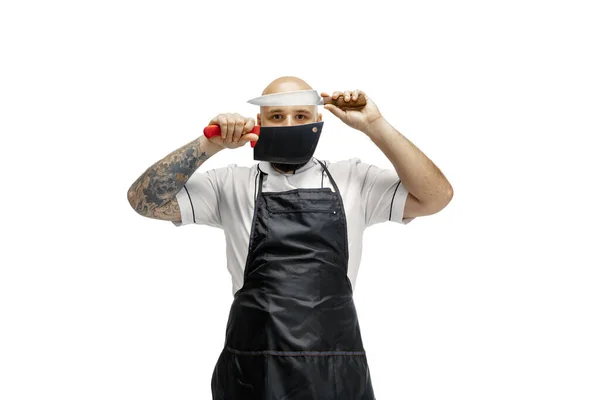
top-left (203, 125), bottom-right (261, 147)
top-left (322, 93), bottom-right (367, 110)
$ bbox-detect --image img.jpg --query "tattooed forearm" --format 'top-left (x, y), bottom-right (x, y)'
top-left (127, 135), bottom-right (222, 219)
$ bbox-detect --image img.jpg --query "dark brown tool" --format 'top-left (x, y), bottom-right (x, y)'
top-left (321, 93), bottom-right (367, 110)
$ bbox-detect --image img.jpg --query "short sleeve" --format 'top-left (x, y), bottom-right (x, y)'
top-left (171, 166), bottom-right (233, 229)
top-left (352, 159), bottom-right (415, 227)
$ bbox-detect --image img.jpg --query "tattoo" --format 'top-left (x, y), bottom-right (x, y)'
top-left (128, 137), bottom-right (213, 219)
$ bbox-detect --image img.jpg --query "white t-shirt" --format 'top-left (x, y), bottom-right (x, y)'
top-left (173, 157), bottom-right (414, 295)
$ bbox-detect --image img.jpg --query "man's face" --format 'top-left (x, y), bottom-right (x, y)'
top-left (258, 106), bottom-right (320, 127)
top-left (257, 106), bottom-right (322, 173)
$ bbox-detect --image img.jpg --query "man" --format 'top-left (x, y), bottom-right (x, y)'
top-left (127, 76), bottom-right (453, 399)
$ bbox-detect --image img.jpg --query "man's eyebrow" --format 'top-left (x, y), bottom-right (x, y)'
top-left (267, 108), bottom-right (313, 114)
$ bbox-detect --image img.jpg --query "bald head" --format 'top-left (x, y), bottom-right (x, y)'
top-left (261, 76), bottom-right (313, 95)
top-left (256, 76), bottom-right (322, 128)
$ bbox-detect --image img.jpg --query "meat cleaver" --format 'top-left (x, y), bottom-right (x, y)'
top-left (203, 90), bottom-right (366, 147)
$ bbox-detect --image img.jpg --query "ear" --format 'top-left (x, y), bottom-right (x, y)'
top-left (318, 113), bottom-right (322, 122)
top-left (257, 113), bottom-right (261, 125)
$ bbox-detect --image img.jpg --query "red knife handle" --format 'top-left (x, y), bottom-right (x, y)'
top-left (203, 125), bottom-right (261, 148)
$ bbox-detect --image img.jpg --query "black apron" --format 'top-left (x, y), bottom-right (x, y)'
top-left (211, 160), bottom-right (376, 400)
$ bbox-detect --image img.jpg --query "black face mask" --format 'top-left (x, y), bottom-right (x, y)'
top-left (253, 121), bottom-right (324, 165)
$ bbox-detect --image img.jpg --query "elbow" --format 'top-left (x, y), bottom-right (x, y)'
top-left (445, 185), bottom-right (454, 204)
top-left (435, 186), bottom-right (454, 212)
top-left (423, 186), bottom-right (453, 214)
top-left (127, 189), bottom-right (142, 214)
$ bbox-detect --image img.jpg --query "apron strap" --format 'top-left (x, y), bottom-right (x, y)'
top-left (256, 167), bottom-right (265, 200)
top-left (316, 159), bottom-right (341, 195)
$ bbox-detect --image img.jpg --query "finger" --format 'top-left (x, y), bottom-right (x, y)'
top-left (225, 115), bottom-right (235, 143)
top-left (240, 133), bottom-right (259, 144)
top-left (344, 91), bottom-right (351, 102)
top-left (242, 119), bottom-right (255, 142)
top-left (217, 115), bottom-right (228, 138)
top-left (320, 92), bottom-right (330, 98)
top-left (332, 91), bottom-right (341, 100)
top-left (209, 114), bottom-right (223, 126)
top-left (325, 104), bottom-right (345, 119)
top-left (233, 118), bottom-right (245, 142)
top-left (243, 117), bottom-right (255, 132)
top-left (208, 115), bottom-right (220, 126)
top-left (352, 90), bottom-right (360, 101)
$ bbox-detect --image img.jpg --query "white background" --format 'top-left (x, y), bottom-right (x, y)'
top-left (1, 0), bottom-right (599, 399)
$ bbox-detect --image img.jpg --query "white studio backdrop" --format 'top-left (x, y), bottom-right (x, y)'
top-left (1, 0), bottom-right (599, 399)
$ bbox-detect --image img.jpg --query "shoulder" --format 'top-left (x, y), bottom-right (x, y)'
top-left (323, 157), bottom-right (375, 180)
top-left (194, 163), bottom-right (258, 193)
top-left (208, 163), bottom-right (256, 179)
top-left (320, 157), bottom-right (362, 172)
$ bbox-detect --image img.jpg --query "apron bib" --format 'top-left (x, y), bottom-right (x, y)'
top-left (211, 160), bottom-right (376, 400)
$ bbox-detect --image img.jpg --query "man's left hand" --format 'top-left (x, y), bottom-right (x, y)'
top-left (321, 90), bottom-right (383, 133)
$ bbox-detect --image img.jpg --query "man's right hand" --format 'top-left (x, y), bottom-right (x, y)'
top-left (207, 113), bottom-right (259, 150)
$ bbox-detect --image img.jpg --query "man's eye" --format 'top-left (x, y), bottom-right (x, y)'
top-left (296, 115), bottom-right (306, 120)
top-left (271, 115), bottom-right (282, 120)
